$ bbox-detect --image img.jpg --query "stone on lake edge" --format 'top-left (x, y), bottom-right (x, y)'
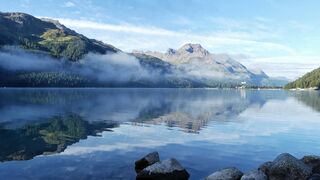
top-left (135, 152), bottom-right (320, 180)
top-left (240, 169), bottom-right (267, 180)
top-left (258, 153), bottom-right (312, 180)
top-left (302, 155), bottom-right (320, 174)
top-left (135, 151), bottom-right (160, 173)
top-left (136, 158), bottom-right (189, 180)
top-left (205, 167), bottom-right (243, 180)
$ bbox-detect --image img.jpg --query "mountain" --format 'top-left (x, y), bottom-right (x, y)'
top-left (137, 43), bottom-right (278, 86)
top-left (0, 12), bottom-right (119, 61)
top-left (285, 67), bottom-right (320, 89)
top-left (0, 12), bottom-right (287, 88)
top-left (0, 12), bottom-right (200, 87)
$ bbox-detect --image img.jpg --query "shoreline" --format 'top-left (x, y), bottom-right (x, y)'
top-left (134, 152), bottom-right (320, 180)
top-left (0, 86), bottom-right (284, 90)
top-left (288, 87), bottom-right (319, 91)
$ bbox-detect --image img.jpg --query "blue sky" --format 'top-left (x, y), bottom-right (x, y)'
top-left (1, 0), bottom-right (320, 79)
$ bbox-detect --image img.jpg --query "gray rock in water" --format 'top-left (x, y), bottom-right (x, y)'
top-left (205, 167), bottom-right (243, 180)
top-left (302, 155), bottom-right (320, 174)
top-left (135, 151), bottom-right (160, 173)
top-left (258, 161), bottom-right (272, 175)
top-left (259, 153), bottom-right (312, 180)
top-left (309, 173), bottom-right (320, 180)
top-left (136, 158), bottom-right (189, 180)
top-left (240, 170), bottom-right (268, 180)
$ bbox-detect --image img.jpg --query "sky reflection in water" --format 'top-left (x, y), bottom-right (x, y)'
top-left (0, 88), bottom-right (320, 180)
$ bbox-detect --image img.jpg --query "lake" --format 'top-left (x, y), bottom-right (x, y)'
top-left (0, 88), bottom-right (320, 180)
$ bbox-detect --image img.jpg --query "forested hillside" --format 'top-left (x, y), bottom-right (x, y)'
top-left (285, 67), bottom-right (320, 89)
top-left (0, 12), bottom-right (118, 61)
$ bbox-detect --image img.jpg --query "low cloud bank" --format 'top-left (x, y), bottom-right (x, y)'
top-left (0, 47), bottom-right (273, 86)
top-left (0, 47), bottom-right (168, 84)
top-left (0, 48), bottom-right (63, 71)
top-left (77, 53), bottom-right (159, 82)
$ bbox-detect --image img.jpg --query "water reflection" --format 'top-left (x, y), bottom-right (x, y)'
top-left (293, 90), bottom-right (320, 112)
top-left (0, 88), bottom-right (320, 179)
top-left (0, 89), bottom-right (290, 162)
top-left (0, 114), bottom-right (118, 162)
top-left (0, 89), bottom-right (287, 130)
top-left (131, 90), bottom-right (287, 133)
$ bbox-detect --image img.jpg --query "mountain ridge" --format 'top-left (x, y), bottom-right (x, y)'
top-left (135, 43), bottom-right (275, 85)
top-left (0, 12), bottom-right (119, 61)
top-left (0, 12), bottom-right (288, 87)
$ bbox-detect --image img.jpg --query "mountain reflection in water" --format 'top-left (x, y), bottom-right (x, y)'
top-left (0, 88), bottom-right (287, 131)
top-left (1, 88), bottom-right (320, 179)
top-left (293, 90), bottom-right (320, 112)
top-left (0, 114), bottom-right (118, 162)
top-left (0, 88), bottom-right (290, 161)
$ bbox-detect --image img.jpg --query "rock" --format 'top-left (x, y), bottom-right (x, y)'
top-left (136, 158), bottom-right (189, 180)
top-left (302, 155), bottom-right (320, 174)
top-left (240, 170), bottom-right (268, 180)
top-left (205, 167), bottom-right (243, 180)
top-left (260, 153), bottom-right (312, 180)
top-left (135, 151), bottom-right (160, 173)
top-left (258, 161), bottom-right (272, 175)
top-left (309, 173), bottom-right (320, 180)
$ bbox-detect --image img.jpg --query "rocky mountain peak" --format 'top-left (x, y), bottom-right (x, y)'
top-left (166, 48), bottom-right (177, 55)
top-left (177, 43), bottom-right (209, 56)
top-left (1, 12), bottom-right (32, 24)
top-left (41, 18), bottom-right (77, 35)
top-left (250, 68), bottom-right (268, 77)
top-left (41, 18), bottom-right (65, 30)
top-left (1, 12), bottom-right (51, 28)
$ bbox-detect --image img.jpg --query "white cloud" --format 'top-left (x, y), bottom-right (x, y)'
top-left (63, 1), bottom-right (75, 8)
top-left (56, 18), bottom-right (178, 36)
top-left (241, 55), bottom-right (320, 79)
top-left (56, 18), bottom-right (294, 55)
top-left (44, 17), bottom-right (320, 79)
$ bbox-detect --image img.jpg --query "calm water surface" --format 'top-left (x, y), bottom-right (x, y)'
top-left (0, 88), bottom-right (320, 180)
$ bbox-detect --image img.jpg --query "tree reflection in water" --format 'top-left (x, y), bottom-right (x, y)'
top-left (0, 114), bottom-right (118, 162)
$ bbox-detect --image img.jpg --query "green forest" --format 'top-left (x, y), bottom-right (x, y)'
top-left (0, 12), bottom-right (118, 61)
top-left (285, 67), bottom-right (320, 89)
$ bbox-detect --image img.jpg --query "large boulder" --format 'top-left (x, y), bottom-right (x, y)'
top-left (302, 155), bottom-right (320, 174)
top-left (258, 161), bottom-right (272, 175)
top-left (205, 167), bottom-right (243, 180)
top-left (136, 158), bottom-right (190, 180)
top-left (259, 153), bottom-right (312, 180)
top-left (135, 151), bottom-right (160, 173)
top-left (240, 170), bottom-right (268, 180)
